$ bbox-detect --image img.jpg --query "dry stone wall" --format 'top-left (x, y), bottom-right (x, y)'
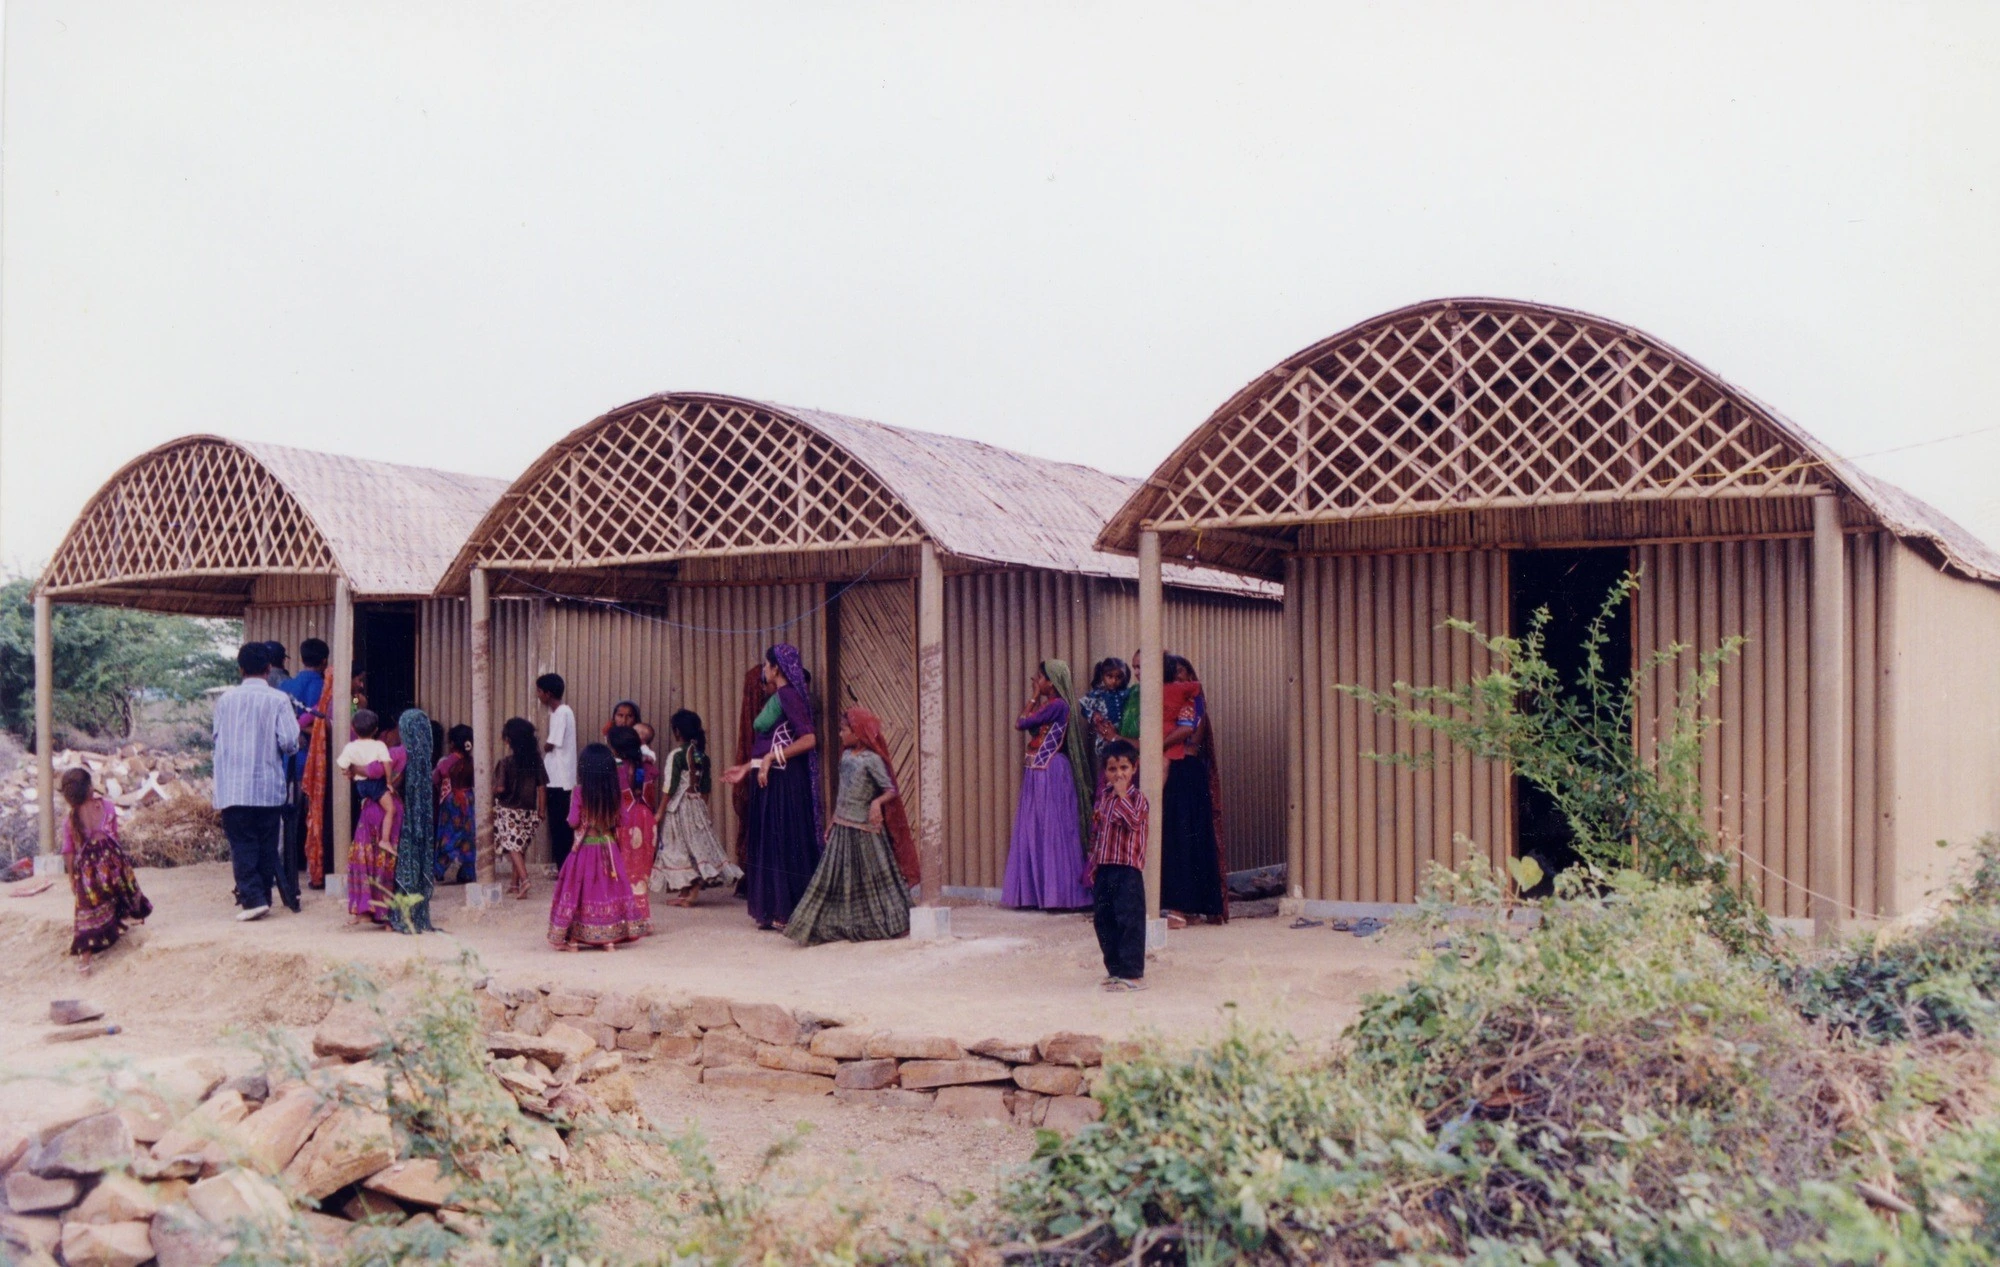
top-left (477, 979), bottom-right (1110, 1133)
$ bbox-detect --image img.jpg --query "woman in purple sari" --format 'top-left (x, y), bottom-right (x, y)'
top-left (722, 643), bottom-right (823, 930)
top-left (1001, 659), bottom-right (1095, 909)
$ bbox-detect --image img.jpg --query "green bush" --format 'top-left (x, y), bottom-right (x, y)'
top-left (1340, 573), bottom-right (1770, 954)
top-left (999, 865), bottom-right (1999, 1265)
top-left (0, 575), bottom-right (236, 743)
top-left (1784, 838), bottom-right (2000, 1043)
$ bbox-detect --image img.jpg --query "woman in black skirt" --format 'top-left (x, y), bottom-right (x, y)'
top-left (1158, 654), bottom-right (1229, 925)
top-left (722, 643), bottom-right (824, 930)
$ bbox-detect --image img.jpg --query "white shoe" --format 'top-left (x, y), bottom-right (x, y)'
top-left (236, 905), bottom-right (271, 922)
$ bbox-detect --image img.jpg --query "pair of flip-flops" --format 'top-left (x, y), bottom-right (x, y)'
top-left (1293, 915), bottom-right (1386, 936)
top-left (1327, 917), bottom-right (1385, 937)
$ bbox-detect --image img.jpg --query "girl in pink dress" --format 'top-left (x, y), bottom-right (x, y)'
top-left (336, 710), bottom-right (401, 926)
top-left (549, 743), bottom-right (643, 949)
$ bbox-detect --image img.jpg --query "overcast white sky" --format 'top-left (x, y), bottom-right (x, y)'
top-left (3, 2), bottom-right (1997, 573)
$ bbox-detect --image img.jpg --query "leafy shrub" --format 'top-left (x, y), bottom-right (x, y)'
top-left (1000, 865), bottom-right (1996, 1265)
top-left (1785, 837), bottom-right (2000, 1043)
top-left (1340, 573), bottom-right (1769, 953)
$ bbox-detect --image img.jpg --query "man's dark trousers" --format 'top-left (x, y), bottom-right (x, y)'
top-left (1092, 863), bottom-right (1147, 981)
top-left (223, 805), bottom-right (285, 911)
top-left (546, 787), bottom-right (574, 868)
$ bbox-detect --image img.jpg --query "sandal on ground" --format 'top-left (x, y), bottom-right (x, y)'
top-left (1288, 916), bottom-right (1324, 930)
top-left (1102, 977), bottom-right (1148, 992)
top-left (1165, 912), bottom-right (1188, 930)
top-left (1351, 917), bottom-right (1385, 937)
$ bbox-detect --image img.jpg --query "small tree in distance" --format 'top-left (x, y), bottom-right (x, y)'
top-left (0, 576), bottom-right (238, 747)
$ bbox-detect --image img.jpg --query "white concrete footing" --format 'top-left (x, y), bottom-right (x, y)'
top-left (33, 854), bottom-right (65, 876)
top-left (908, 905), bottom-right (953, 941)
top-left (325, 875), bottom-right (347, 900)
top-left (1145, 917), bottom-right (1168, 951)
top-left (465, 883), bottom-right (507, 909)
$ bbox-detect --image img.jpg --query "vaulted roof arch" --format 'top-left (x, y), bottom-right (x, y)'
top-left (446, 392), bottom-right (1267, 598)
top-left (1099, 298), bottom-right (2000, 581)
top-left (39, 436), bottom-right (508, 615)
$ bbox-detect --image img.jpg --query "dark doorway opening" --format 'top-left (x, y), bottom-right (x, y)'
top-left (1510, 547), bottom-right (1632, 892)
top-left (356, 607), bottom-right (418, 725)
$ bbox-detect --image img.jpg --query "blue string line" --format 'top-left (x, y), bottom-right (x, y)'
top-left (499, 549), bottom-right (894, 636)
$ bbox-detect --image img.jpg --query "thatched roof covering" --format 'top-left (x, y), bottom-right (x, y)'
top-left (443, 392), bottom-right (1272, 599)
top-left (1098, 297), bottom-right (2000, 583)
top-left (39, 435), bottom-right (509, 615)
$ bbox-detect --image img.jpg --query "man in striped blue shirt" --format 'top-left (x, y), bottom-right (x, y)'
top-left (211, 642), bottom-right (302, 920)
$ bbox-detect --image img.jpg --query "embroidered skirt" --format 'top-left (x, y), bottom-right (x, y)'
top-left (785, 823), bottom-right (910, 946)
top-left (547, 838), bottom-right (644, 947)
top-left (69, 836), bottom-right (152, 956)
top-left (434, 788), bottom-right (476, 883)
top-left (654, 794), bottom-right (742, 893)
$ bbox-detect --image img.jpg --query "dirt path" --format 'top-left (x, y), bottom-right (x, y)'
top-left (0, 862), bottom-right (1415, 1205)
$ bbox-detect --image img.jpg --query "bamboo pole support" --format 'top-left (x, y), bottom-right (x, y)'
top-left (1138, 529), bottom-right (1166, 946)
top-left (34, 593), bottom-right (56, 864)
top-left (1281, 556), bottom-right (1305, 913)
top-left (911, 540), bottom-right (951, 940)
top-left (1810, 494), bottom-right (1850, 941)
top-left (329, 578), bottom-right (355, 891)
top-left (469, 567), bottom-right (499, 904)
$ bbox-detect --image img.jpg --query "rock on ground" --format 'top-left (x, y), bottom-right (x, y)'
top-left (59, 1220), bottom-right (153, 1267)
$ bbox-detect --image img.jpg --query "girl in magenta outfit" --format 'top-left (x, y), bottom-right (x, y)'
top-left (1001, 660), bottom-right (1095, 910)
top-left (336, 710), bottom-right (401, 926)
top-left (599, 726), bottom-right (658, 931)
top-left (549, 743), bottom-right (644, 949)
top-left (59, 767), bottom-right (151, 974)
top-left (433, 724), bottom-right (476, 884)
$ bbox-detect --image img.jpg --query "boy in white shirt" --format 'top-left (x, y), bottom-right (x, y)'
top-left (538, 673), bottom-right (578, 867)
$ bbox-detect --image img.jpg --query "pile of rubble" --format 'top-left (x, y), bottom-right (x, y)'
top-left (0, 745), bottom-right (220, 867)
top-left (477, 980), bottom-right (1110, 1133)
top-left (0, 999), bottom-right (640, 1267)
top-left (0, 746), bottom-right (207, 819)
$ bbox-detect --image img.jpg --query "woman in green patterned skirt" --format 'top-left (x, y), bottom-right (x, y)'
top-left (785, 706), bottom-right (911, 946)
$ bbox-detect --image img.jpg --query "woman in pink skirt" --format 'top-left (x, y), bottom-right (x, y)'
top-left (549, 743), bottom-right (643, 950)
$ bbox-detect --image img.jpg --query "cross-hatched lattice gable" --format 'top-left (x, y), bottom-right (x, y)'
top-left (476, 398), bottom-right (927, 567)
top-left (43, 440), bottom-right (338, 591)
top-left (1151, 303), bottom-right (1821, 530)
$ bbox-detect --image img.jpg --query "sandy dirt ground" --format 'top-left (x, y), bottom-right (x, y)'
top-left (0, 862), bottom-right (1416, 1206)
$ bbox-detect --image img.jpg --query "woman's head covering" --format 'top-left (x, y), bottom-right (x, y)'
top-left (767, 643), bottom-right (809, 691)
top-left (842, 706), bottom-right (921, 884)
top-left (1040, 660), bottom-right (1096, 851)
top-left (392, 707), bottom-right (436, 934)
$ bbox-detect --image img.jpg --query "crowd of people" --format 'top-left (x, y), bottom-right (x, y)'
top-left (58, 636), bottom-right (1228, 993)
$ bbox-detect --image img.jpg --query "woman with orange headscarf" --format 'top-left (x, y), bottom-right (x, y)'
top-left (783, 705), bottom-right (912, 946)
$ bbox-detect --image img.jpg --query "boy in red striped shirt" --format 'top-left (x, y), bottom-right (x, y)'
top-left (1086, 740), bottom-right (1149, 992)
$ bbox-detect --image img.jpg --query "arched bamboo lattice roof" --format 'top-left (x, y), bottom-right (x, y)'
top-left (38, 435), bottom-right (510, 615)
top-left (1098, 298), bottom-right (2000, 582)
top-left (445, 392), bottom-right (1271, 598)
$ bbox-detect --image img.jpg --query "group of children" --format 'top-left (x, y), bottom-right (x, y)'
top-left (54, 661), bottom-right (1155, 994)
